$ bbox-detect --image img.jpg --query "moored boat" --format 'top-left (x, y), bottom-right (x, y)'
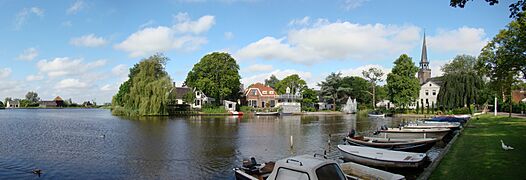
top-left (377, 128), bottom-right (451, 140)
top-left (340, 162), bottom-right (406, 180)
top-left (338, 145), bottom-right (427, 168)
top-left (345, 136), bottom-right (438, 152)
top-left (430, 115), bottom-right (470, 123)
top-left (368, 111), bottom-right (385, 118)
top-left (403, 121), bottom-right (461, 130)
top-left (255, 112), bottom-right (279, 116)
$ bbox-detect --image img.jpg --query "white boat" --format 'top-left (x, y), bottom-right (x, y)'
top-left (403, 121), bottom-right (461, 130)
top-left (338, 145), bottom-right (427, 168)
top-left (377, 128), bottom-right (451, 140)
top-left (368, 113), bottom-right (385, 118)
top-left (340, 162), bottom-right (405, 180)
top-left (345, 136), bottom-right (438, 152)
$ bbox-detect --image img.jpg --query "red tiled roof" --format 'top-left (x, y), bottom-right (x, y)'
top-left (247, 83), bottom-right (275, 93)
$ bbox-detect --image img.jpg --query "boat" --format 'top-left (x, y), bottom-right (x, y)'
top-left (430, 115), bottom-right (470, 123)
top-left (234, 154), bottom-right (351, 180)
top-left (368, 111), bottom-right (385, 118)
top-left (376, 128), bottom-right (451, 140)
top-left (403, 121), bottom-right (461, 130)
top-left (340, 162), bottom-right (405, 180)
top-left (345, 136), bottom-right (438, 152)
top-left (255, 112), bottom-right (279, 116)
top-left (338, 145), bottom-right (427, 168)
top-left (229, 111), bottom-right (244, 116)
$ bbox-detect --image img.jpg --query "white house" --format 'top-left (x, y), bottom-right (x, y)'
top-left (410, 33), bottom-right (442, 109)
top-left (173, 86), bottom-right (215, 109)
top-left (6, 100), bottom-right (20, 108)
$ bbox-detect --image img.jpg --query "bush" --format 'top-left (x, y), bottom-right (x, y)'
top-left (302, 106), bottom-right (316, 112)
top-left (201, 105), bottom-right (227, 113)
top-left (240, 106), bottom-right (254, 113)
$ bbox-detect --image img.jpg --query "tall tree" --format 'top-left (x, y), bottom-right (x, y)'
top-left (450, 0), bottom-right (525, 18)
top-left (185, 52), bottom-right (241, 104)
top-left (264, 75), bottom-right (280, 89)
top-left (25, 91), bottom-right (40, 103)
top-left (362, 67), bottom-right (384, 110)
top-left (301, 88), bottom-right (318, 112)
top-left (478, 16), bottom-right (526, 117)
top-left (274, 74), bottom-right (307, 94)
top-left (111, 54), bottom-right (174, 116)
top-left (318, 72), bottom-right (343, 111)
top-left (340, 76), bottom-right (371, 106)
top-left (386, 54), bottom-right (421, 109)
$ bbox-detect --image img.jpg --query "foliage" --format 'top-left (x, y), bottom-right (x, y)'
top-left (201, 105), bottom-right (227, 114)
top-left (386, 54), bottom-right (420, 109)
top-left (0, 101), bottom-right (3, 108)
top-left (274, 74), bottom-right (307, 94)
top-left (239, 106), bottom-right (254, 113)
top-left (340, 76), bottom-right (371, 107)
top-left (183, 90), bottom-right (196, 105)
top-left (111, 54), bottom-right (174, 116)
top-left (25, 91), bottom-right (40, 103)
top-left (478, 16), bottom-right (526, 117)
top-left (416, 102), bottom-right (420, 114)
top-left (362, 67), bottom-right (384, 109)
top-left (375, 85), bottom-right (387, 103)
top-left (441, 54), bottom-right (478, 74)
top-left (185, 52), bottom-right (241, 103)
top-left (450, 0), bottom-right (525, 18)
top-left (301, 88), bottom-right (318, 112)
top-left (318, 72), bottom-right (343, 111)
top-left (264, 74), bottom-right (280, 89)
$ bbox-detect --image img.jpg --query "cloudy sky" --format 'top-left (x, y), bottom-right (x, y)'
top-left (0, 0), bottom-right (510, 103)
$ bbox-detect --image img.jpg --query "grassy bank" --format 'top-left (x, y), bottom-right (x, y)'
top-left (430, 115), bottom-right (526, 179)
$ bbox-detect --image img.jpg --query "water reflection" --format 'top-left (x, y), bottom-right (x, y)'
top-left (0, 109), bottom-right (408, 179)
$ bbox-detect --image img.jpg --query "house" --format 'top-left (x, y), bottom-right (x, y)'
top-left (39, 96), bottom-right (65, 108)
top-left (315, 90), bottom-right (334, 110)
top-left (173, 86), bottom-right (215, 109)
top-left (6, 100), bottom-right (20, 108)
top-left (245, 83), bottom-right (278, 108)
top-left (277, 87), bottom-right (302, 113)
top-left (223, 100), bottom-right (237, 112)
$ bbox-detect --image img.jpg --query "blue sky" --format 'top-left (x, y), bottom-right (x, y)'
top-left (0, 0), bottom-right (512, 103)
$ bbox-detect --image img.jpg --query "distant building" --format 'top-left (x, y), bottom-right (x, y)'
top-left (512, 90), bottom-right (526, 103)
top-left (410, 33), bottom-right (442, 109)
top-left (6, 100), bottom-right (20, 108)
top-left (277, 87), bottom-right (302, 113)
top-left (172, 85), bottom-right (214, 109)
top-left (245, 83), bottom-right (278, 108)
top-left (39, 96), bottom-right (65, 108)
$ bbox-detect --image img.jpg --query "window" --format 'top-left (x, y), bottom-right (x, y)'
top-left (432, 90), bottom-right (436, 96)
top-left (270, 100), bottom-right (275, 107)
top-left (262, 101), bottom-right (266, 107)
top-left (276, 168), bottom-right (309, 180)
top-left (315, 163), bottom-right (346, 180)
top-left (251, 89), bottom-right (257, 95)
top-left (228, 104), bottom-right (233, 108)
top-left (425, 90), bottom-right (429, 96)
top-left (262, 91), bottom-right (267, 94)
top-left (249, 100), bottom-right (257, 108)
top-left (195, 100), bottom-right (200, 106)
top-left (270, 91), bottom-right (274, 94)
top-left (196, 91), bottom-right (200, 96)
top-left (430, 84), bottom-right (432, 86)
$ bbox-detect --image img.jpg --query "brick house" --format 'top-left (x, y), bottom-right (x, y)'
top-left (245, 83), bottom-right (278, 108)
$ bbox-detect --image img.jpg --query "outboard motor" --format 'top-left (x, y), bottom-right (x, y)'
top-left (348, 129), bottom-right (356, 138)
top-left (241, 157), bottom-right (261, 174)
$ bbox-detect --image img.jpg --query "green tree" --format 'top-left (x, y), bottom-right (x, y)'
top-left (25, 91), bottom-right (40, 104)
top-left (301, 88), bottom-right (318, 112)
top-left (437, 55), bottom-right (484, 114)
top-left (264, 75), bottom-right (280, 89)
top-left (362, 67), bottom-right (384, 110)
top-left (318, 72), bottom-right (343, 111)
top-left (375, 85), bottom-right (388, 104)
top-left (450, 0), bottom-right (525, 18)
top-left (183, 90), bottom-right (196, 105)
top-left (386, 54), bottom-right (420, 110)
top-left (478, 16), bottom-right (526, 117)
top-left (274, 74), bottom-right (307, 94)
top-left (185, 52), bottom-right (241, 104)
top-left (0, 101), bottom-right (4, 108)
top-left (340, 76), bottom-right (371, 107)
top-left (111, 54), bottom-right (174, 116)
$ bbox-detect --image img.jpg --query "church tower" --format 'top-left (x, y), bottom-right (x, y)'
top-left (418, 32), bottom-right (431, 84)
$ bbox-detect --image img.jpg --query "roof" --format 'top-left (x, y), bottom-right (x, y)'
top-left (422, 76), bottom-right (443, 86)
top-left (54, 96), bottom-right (63, 101)
top-left (269, 154), bottom-right (338, 178)
top-left (420, 32), bottom-right (428, 64)
top-left (39, 101), bottom-right (57, 106)
top-left (174, 87), bottom-right (191, 99)
top-left (246, 83), bottom-right (276, 93)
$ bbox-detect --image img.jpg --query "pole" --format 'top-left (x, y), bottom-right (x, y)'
top-left (494, 96), bottom-right (497, 116)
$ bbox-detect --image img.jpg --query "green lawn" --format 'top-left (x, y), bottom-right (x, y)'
top-left (430, 115), bottom-right (526, 180)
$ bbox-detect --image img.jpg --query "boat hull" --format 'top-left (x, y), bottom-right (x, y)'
top-left (378, 129), bottom-right (450, 140)
top-left (345, 137), bottom-right (437, 153)
top-left (338, 145), bottom-right (426, 168)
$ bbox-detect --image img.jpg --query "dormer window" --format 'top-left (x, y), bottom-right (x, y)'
top-left (251, 89), bottom-right (257, 95)
top-left (425, 90), bottom-right (429, 96)
top-left (262, 91), bottom-right (267, 94)
top-left (429, 84), bottom-right (432, 86)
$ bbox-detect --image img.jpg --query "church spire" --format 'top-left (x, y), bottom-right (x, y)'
top-left (420, 31), bottom-right (429, 70)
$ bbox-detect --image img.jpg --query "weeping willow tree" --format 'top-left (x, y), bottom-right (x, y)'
top-left (437, 55), bottom-right (484, 114)
top-left (111, 54), bottom-right (174, 116)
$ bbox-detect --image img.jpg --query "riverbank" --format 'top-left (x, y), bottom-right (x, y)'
top-left (430, 115), bottom-right (526, 179)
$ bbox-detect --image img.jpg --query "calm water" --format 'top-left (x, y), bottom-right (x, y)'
top-left (0, 109), bottom-right (410, 179)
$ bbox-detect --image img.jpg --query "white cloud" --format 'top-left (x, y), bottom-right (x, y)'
top-left (67, 0), bottom-right (85, 14)
top-left (70, 34), bottom-right (108, 47)
top-left (289, 16), bottom-right (310, 26)
top-left (56, 78), bottom-right (88, 89)
top-left (340, 64), bottom-right (391, 82)
top-left (100, 84), bottom-right (119, 91)
top-left (0, 68), bottom-right (12, 79)
top-left (17, 47), bottom-right (38, 61)
top-left (14, 7), bottom-right (44, 29)
top-left (427, 27), bottom-right (488, 55)
top-left (224, 32), bottom-right (234, 40)
top-left (36, 57), bottom-right (107, 78)
top-left (429, 60), bottom-right (449, 77)
top-left (244, 64), bottom-right (273, 72)
top-left (115, 13), bottom-right (214, 57)
top-left (26, 74), bottom-right (44, 81)
top-left (139, 19), bottom-right (155, 29)
top-left (173, 12), bottom-right (215, 34)
top-left (112, 64), bottom-right (129, 82)
top-left (241, 69), bottom-right (314, 88)
top-left (235, 20), bottom-right (421, 65)
top-left (343, 0), bottom-right (369, 10)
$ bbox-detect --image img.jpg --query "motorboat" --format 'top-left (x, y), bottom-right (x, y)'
top-left (345, 136), bottom-right (438, 152)
top-left (338, 145), bottom-right (427, 168)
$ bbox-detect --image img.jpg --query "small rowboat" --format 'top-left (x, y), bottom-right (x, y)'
top-left (345, 136), bottom-right (438, 152)
top-left (338, 145), bottom-right (427, 168)
top-left (377, 128), bottom-right (451, 140)
top-left (430, 115), bottom-right (470, 123)
top-left (403, 121), bottom-right (461, 130)
top-left (255, 112), bottom-right (279, 116)
top-left (368, 113), bottom-right (385, 118)
top-left (340, 162), bottom-right (405, 180)
top-left (229, 111), bottom-right (244, 116)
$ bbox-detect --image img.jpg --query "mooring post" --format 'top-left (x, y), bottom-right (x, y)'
top-left (290, 135), bottom-right (293, 149)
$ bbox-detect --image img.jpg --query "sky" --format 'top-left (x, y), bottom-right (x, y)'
top-left (0, 0), bottom-right (513, 103)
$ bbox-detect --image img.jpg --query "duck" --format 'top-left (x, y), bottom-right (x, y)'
top-left (501, 140), bottom-right (514, 150)
top-left (32, 169), bottom-right (42, 176)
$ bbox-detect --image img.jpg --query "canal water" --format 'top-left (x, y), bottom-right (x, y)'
top-left (0, 109), bottom-right (419, 179)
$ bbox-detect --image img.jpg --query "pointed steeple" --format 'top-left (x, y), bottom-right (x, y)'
top-left (420, 31), bottom-right (429, 70)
